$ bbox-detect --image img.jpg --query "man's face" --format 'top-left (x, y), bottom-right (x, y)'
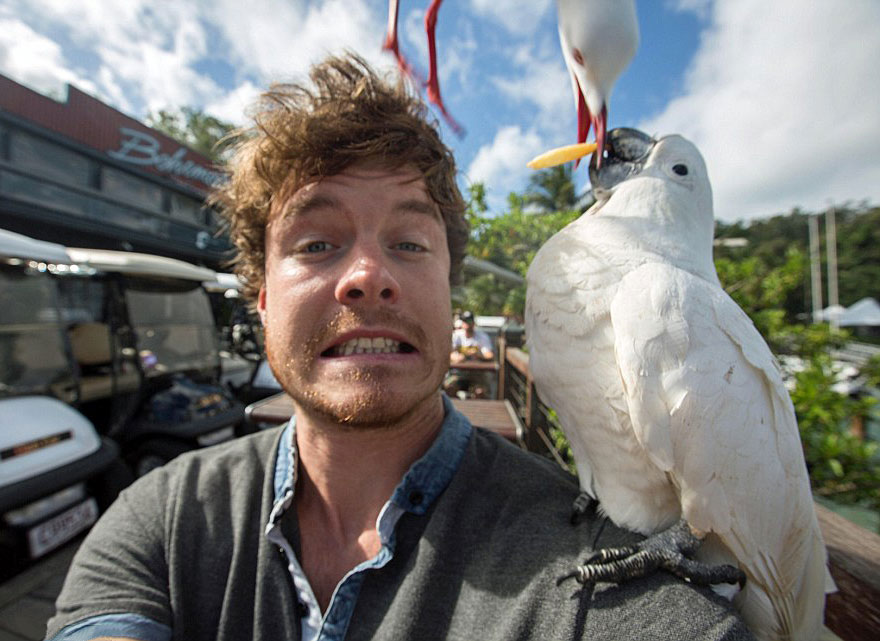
top-left (259, 162), bottom-right (452, 427)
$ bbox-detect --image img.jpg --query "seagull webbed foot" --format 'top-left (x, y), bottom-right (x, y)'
top-left (558, 519), bottom-right (746, 589)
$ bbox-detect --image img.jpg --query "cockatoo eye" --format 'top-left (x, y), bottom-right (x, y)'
top-left (672, 164), bottom-right (689, 176)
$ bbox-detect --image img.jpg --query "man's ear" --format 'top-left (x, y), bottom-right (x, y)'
top-left (257, 285), bottom-right (268, 327)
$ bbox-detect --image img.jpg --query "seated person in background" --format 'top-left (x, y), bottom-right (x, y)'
top-left (446, 311), bottom-right (495, 398)
top-left (450, 311), bottom-right (493, 363)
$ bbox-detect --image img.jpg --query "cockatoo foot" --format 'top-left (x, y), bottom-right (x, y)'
top-left (570, 491), bottom-right (597, 525)
top-left (557, 519), bottom-right (746, 589)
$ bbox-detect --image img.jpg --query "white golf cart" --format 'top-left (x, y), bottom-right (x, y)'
top-left (58, 249), bottom-right (246, 476)
top-left (0, 229), bottom-right (129, 578)
top-left (202, 272), bottom-right (262, 391)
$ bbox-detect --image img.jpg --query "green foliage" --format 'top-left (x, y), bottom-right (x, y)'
top-left (836, 206), bottom-right (880, 307)
top-left (790, 352), bottom-right (879, 514)
top-left (715, 247), bottom-right (805, 347)
top-left (862, 354), bottom-right (880, 389)
top-left (547, 408), bottom-right (577, 476)
top-left (523, 165), bottom-right (581, 213)
top-left (715, 202), bottom-right (880, 317)
top-left (146, 106), bottom-right (236, 163)
top-left (460, 182), bottom-right (580, 317)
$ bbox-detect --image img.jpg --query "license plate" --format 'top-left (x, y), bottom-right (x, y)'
top-left (26, 497), bottom-right (98, 559)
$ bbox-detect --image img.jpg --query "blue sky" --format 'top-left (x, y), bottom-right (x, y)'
top-left (1, 0), bottom-right (878, 222)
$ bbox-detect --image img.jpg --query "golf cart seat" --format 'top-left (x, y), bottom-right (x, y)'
top-left (68, 322), bottom-right (140, 401)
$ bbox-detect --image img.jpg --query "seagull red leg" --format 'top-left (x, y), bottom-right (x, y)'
top-left (574, 83), bottom-right (591, 169)
top-left (383, 0), bottom-right (419, 82)
top-left (424, 0), bottom-right (464, 136)
top-left (592, 104), bottom-right (608, 169)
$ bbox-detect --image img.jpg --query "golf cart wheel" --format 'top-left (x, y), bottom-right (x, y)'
top-left (129, 439), bottom-right (192, 478)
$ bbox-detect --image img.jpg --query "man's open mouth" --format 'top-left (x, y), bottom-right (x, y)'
top-left (322, 336), bottom-right (417, 357)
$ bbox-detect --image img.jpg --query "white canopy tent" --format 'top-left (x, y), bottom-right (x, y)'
top-left (839, 298), bottom-right (880, 327)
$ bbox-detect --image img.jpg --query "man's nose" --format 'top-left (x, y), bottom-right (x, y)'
top-left (334, 246), bottom-right (400, 305)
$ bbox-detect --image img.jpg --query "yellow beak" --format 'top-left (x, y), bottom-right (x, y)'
top-left (526, 142), bottom-right (598, 170)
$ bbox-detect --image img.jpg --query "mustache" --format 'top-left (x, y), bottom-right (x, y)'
top-left (309, 307), bottom-right (429, 353)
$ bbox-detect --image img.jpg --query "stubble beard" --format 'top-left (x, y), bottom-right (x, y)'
top-left (265, 308), bottom-right (447, 430)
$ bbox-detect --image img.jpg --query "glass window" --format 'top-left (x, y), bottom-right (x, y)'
top-left (9, 130), bottom-right (93, 187)
top-left (56, 277), bottom-right (106, 325)
top-left (0, 170), bottom-right (167, 237)
top-left (125, 282), bottom-right (218, 375)
top-left (102, 166), bottom-right (163, 212)
top-left (0, 122), bottom-right (9, 161)
top-left (169, 192), bottom-right (205, 225)
top-left (0, 264), bottom-right (73, 398)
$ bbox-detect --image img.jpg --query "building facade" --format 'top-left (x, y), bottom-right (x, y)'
top-left (0, 74), bottom-right (231, 268)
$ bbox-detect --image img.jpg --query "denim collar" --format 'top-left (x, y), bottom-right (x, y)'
top-left (267, 394), bottom-right (472, 529)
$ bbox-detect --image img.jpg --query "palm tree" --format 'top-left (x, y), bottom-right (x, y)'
top-left (523, 165), bottom-right (590, 214)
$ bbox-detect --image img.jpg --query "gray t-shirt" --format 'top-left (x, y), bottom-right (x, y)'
top-left (47, 421), bottom-right (754, 640)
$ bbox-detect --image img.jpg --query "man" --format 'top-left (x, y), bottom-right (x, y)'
top-left (450, 311), bottom-right (494, 362)
top-left (46, 54), bottom-right (753, 641)
top-left (446, 311), bottom-right (495, 398)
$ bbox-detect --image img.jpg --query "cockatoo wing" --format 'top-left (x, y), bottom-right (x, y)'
top-left (611, 261), bottom-right (829, 640)
top-left (526, 226), bottom-right (678, 522)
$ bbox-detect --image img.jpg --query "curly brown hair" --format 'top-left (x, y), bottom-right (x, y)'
top-left (211, 53), bottom-right (468, 305)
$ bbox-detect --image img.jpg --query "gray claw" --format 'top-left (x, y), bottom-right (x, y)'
top-left (560, 519), bottom-right (746, 589)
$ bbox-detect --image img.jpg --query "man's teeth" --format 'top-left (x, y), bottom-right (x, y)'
top-left (334, 337), bottom-right (404, 356)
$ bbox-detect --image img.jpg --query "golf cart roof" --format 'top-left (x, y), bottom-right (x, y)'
top-left (0, 228), bottom-right (70, 264)
top-left (203, 272), bottom-right (243, 292)
top-left (66, 247), bottom-right (217, 282)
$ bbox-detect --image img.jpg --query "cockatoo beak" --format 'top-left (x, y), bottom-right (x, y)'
top-left (588, 127), bottom-right (655, 199)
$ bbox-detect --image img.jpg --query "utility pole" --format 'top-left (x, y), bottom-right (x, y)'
top-left (809, 214), bottom-right (823, 323)
top-left (826, 206), bottom-right (839, 330)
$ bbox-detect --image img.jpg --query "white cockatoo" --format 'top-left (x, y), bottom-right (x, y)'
top-left (525, 128), bottom-right (833, 640)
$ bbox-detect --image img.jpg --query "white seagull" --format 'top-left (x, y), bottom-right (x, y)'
top-left (525, 128), bottom-right (833, 640)
top-left (552, 0), bottom-right (639, 168)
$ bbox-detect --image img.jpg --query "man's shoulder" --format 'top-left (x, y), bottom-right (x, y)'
top-left (128, 428), bottom-right (282, 506)
top-left (467, 427), bottom-right (580, 496)
top-left (451, 428), bottom-right (649, 553)
top-left (410, 429), bottom-right (752, 639)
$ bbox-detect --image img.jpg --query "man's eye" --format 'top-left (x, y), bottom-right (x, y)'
top-left (396, 241), bottom-right (424, 252)
top-left (304, 241), bottom-right (332, 253)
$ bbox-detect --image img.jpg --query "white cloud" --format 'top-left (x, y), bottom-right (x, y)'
top-left (469, 0), bottom-right (553, 36)
top-left (466, 126), bottom-right (544, 211)
top-left (209, 0), bottom-right (392, 85)
top-left (666, 0), bottom-right (712, 20)
top-left (0, 17), bottom-right (99, 99)
top-left (0, 0), bottom-right (403, 122)
top-left (492, 46), bottom-right (570, 127)
top-left (640, 0), bottom-right (880, 221)
top-left (0, 0), bottom-right (222, 116)
top-left (205, 81), bottom-right (262, 127)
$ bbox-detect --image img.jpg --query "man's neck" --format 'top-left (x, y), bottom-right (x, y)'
top-left (295, 395), bottom-right (443, 519)
top-left (292, 393), bottom-right (445, 611)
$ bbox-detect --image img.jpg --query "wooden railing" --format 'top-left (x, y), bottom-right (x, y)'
top-left (495, 338), bottom-right (880, 640)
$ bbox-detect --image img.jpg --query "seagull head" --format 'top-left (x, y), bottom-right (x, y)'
top-left (556, 0), bottom-right (639, 168)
